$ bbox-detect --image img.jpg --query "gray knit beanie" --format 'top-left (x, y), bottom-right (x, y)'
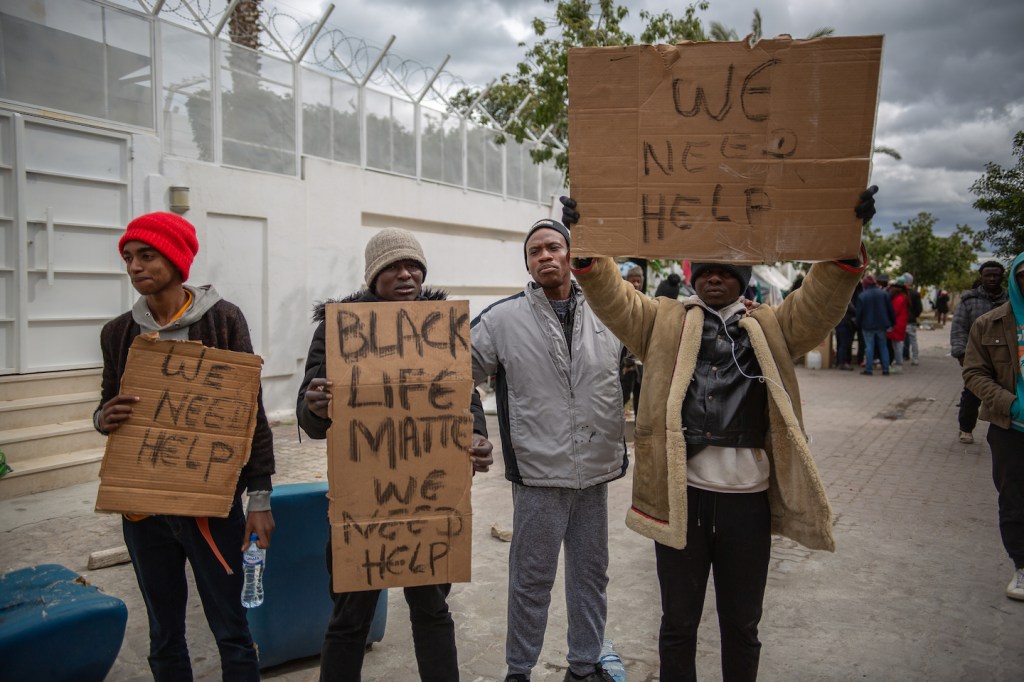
top-left (364, 228), bottom-right (427, 289)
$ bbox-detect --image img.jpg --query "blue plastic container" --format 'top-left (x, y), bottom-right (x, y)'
top-left (0, 564), bottom-right (127, 682)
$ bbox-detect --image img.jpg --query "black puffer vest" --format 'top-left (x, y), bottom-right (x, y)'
top-left (682, 307), bottom-right (769, 456)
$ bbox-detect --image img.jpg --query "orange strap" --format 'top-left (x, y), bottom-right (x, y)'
top-left (170, 289), bottom-right (193, 323)
top-left (196, 516), bottom-right (234, 575)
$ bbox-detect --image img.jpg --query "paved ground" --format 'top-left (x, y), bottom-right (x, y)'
top-left (3, 326), bottom-right (1023, 680)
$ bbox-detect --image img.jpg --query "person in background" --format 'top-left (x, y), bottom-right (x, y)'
top-left (962, 251), bottom-right (1024, 602)
top-left (902, 272), bottom-right (923, 365)
top-left (835, 291), bottom-right (858, 371)
top-left (887, 278), bottom-right (909, 374)
top-left (621, 266), bottom-right (645, 418)
top-left (95, 212), bottom-right (274, 681)
top-left (935, 289), bottom-right (950, 327)
top-left (856, 274), bottom-right (896, 376)
top-left (951, 261), bottom-right (1009, 444)
top-left (296, 228), bottom-right (493, 681)
top-left (624, 264), bottom-right (645, 293)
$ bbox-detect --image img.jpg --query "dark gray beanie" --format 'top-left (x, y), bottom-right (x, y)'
top-left (691, 262), bottom-right (752, 287)
top-left (524, 218), bottom-right (570, 267)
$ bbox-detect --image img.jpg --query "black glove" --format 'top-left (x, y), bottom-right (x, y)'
top-left (560, 196), bottom-right (579, 229)
top-left (559, 196), bottom-right (593, 269)
top-left (855, 185), bottom-right (878, 224)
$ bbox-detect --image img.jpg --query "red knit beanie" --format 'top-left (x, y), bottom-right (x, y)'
top-left (118, 212), bottom-right (199, 282)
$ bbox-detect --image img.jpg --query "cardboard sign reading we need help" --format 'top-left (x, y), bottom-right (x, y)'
top-left (568, 36), bottom-right (883, 263)
top-left (95, 336), bottom-right (263, 517)
top-left (325, 300), bottom-right (474, 593)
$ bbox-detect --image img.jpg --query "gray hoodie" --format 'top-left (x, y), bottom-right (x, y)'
top-left (132, 284), bottom-right (222, 339)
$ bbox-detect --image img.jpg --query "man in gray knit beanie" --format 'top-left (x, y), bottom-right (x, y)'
top-left (363, 227), bottom-right (428, 293)
top-left (297, 225), bottom-right (494, 680)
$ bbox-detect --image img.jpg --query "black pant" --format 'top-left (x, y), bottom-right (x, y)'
top-left (320, 539), bottom-right (458, 681)
top-left (835, 322), bottom-right (854, 366)
top-left (988, 425), bottom-right (1024, 568)
top-left (654, 488), bottom-right (771, 682)
top-left (122, 502), bottom-right (259, 681)
top-left (959, 386), bottom-right (982, 432)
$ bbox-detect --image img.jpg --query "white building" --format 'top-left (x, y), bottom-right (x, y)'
top-left (0, 0), bottom-right (565, 496)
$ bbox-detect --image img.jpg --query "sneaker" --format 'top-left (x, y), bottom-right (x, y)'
top-left (959, 431), bottom-right (974, 444)
top-left (882, 371), bottom-right (890, 376)
top-left (563, 665), bottom-right (615, 682)
top-left (911, 360), bottom-right (919, 366)
top-left (861, 370), bottom-right (872, 376)
top-left (1007, 568), bottom-right (1024, 601)
top-left (505, 675), bottom-right (530, 682)
top-left (890, 365), bottom-right (902, 374)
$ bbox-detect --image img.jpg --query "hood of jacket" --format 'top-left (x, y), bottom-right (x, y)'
top-left (132, 284), bottom-right (222, 333)
top-left (311, 287), bottom-right (449, 322)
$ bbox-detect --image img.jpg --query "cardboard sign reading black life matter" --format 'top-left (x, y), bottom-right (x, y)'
top-left (96, 336), bottom-right (262, 517)
top-left (568, 36), bottom-right (883, 263)
top-left (325, 300), bottom-right (474, 593)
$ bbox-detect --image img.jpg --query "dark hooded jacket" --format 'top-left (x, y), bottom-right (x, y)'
top-left (296, 288), bottom-right (487, 439)
top-left (96, 291), bottom-right (275, 494)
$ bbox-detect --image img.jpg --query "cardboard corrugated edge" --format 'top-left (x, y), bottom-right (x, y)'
top-left (95, 336), bottom-right (263, 518)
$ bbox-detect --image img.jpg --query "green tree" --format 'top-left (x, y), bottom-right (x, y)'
top-left (862, 222), bottom-right (898, 275)
top-left (450, 0), bottom-right (713, 177)
top-left (888, 212), bottom-right (983, 289)
top-left (969, 130), bottom-right (1024, 259)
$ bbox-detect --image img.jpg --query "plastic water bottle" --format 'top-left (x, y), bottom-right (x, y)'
top-left (599, 639), bottom-right (626, 682)
top-left (241, 532), bottom-right (265, 608)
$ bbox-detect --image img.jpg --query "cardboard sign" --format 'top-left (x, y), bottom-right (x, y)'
top-left (95, 336), bottom-right (263, 517)
top-left (568, 36), bottom-right (883, 263)
top-left (325, 300), bottom-right (474, 593)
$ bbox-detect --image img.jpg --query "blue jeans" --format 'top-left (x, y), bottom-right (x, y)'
top-left (122, 500), bottom-right (259, 681)
top-left (320, 537), bottom-right (458, 681)
top-left (862, 328), bottom-right (889, 373)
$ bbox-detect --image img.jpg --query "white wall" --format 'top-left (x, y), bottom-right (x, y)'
top-left (145, 147), bottom-right (558, 419)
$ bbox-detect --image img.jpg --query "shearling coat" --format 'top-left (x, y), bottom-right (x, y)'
top-left (574, 256), bottom-right (863, 551)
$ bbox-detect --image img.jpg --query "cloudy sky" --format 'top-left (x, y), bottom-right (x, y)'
top-left (280, 0), bottom-right (1023, 237)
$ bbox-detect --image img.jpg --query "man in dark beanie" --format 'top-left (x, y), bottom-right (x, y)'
top-left (297, 227), bottom-right (493, 681)
top-left (472, 218), bottom-right (627, 682)
top-left (94, 212), bottom-right (274, 680)
top-left (561, 188), bottom-right (875, 681)
top-left (951, 260), bottom-right (1009, 444)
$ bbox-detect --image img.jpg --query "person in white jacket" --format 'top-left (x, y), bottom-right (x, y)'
top-left (471, 218), bottom-right (627, 682)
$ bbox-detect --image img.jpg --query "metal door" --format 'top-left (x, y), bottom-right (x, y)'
top-left (0, 112), bottom-right (132, 374)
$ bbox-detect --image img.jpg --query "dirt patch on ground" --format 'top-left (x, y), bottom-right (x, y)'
top-left (876, 396), bottom-right (934, 420)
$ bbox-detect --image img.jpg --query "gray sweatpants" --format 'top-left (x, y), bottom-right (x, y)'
top-left (505, 482), bottom-right (610, 678)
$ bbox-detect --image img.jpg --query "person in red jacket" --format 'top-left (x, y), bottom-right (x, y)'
top-left (887, 279), bottom-right (909, 373)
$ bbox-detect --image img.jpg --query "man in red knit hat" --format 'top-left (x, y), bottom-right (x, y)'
top-left (94, 212), bottom-right (274, 681)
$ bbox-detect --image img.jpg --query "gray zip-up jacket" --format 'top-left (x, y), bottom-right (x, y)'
top-left (471, 281), bottom-right (628, 488)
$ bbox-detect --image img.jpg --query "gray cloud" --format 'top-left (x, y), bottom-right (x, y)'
top-left (288, 0), bottom-right (1024, 239)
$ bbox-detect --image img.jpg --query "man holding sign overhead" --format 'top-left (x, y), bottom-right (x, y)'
top-left (94, 212), bottom-right (274, 681)
top-left (297, 228), bottom-right (493, 681)
top-left (562, 188), bottom-right (875, 680)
